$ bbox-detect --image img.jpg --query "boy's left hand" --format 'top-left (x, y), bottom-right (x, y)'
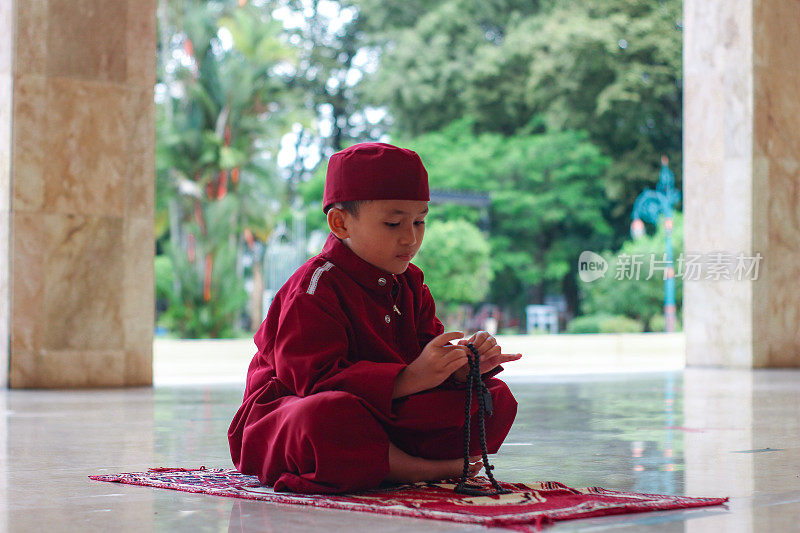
top-left (451, 331), bottom-right (522, 382)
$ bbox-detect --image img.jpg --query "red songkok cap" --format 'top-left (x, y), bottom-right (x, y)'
top-left (323, 143), bottom-right (429, 212)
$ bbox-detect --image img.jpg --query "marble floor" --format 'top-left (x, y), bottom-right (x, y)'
top-left (1, 368), bottom-right (798, 532)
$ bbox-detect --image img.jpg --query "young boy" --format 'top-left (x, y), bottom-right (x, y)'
top-left (228, 142), bottom-right (521, 494)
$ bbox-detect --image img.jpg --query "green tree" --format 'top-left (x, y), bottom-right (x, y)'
top-left (156, 199), bottom-right (250, 338)
top-left (403, 118), bottom-right (612, 319)
top-left (357, 0), bottom-right (682, 242)
top-left (354, 0), bottom-right (543, 136)
top-left (516, 0), bottom-right (683, 224)
top-left (156, 0), bottom-right (294, 337)
top-left (300, 118), bottom-right (612, 320)
top-left (412, 219), bottom-right (492, 308)
top-left (268, 0), bottom-right (391, 196)
top-left (580, 211), bottom-right (683, 330)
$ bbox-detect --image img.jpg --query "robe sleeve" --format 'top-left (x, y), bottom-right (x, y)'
top-left (417, 282), bottom-right (445, 350)
top-left (273, 291), bottom-right (405, 417)
top-left (483, 366), bottom-right (504, 379)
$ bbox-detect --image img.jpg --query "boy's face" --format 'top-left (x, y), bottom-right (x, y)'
top-left (330, 199), bottom-right (428, 275)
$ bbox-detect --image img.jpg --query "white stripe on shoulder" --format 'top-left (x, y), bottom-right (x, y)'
top-left (306, 261), bottom-right (334, 295)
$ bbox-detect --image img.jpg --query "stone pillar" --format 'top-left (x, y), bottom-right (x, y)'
top-left (1, 1), bottom-right (13, 388)
top-left (1, 0), bottom-right (156, 387)
top-left (684, 0), bottom-right (800, 367)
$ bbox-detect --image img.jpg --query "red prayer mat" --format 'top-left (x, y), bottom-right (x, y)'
top-left (89, 467), bottom-right (728, 531)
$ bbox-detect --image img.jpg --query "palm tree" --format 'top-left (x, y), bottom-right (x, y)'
top-left (156, 0), bottom-right (296, 337)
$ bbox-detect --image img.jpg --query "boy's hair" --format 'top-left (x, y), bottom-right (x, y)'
top-left (324, 200), bottom-right (367, 217)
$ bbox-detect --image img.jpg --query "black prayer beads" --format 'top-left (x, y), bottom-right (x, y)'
top-left (454, 343), bottom-right (511, 496)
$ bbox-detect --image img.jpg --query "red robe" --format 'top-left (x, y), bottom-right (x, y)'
top-left (228, 233), bottom-right (517, 493)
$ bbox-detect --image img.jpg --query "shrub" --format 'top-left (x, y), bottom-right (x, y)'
top-left (567, 313), bottom-right (644, 334)
top-left (647, 313), bottom-right (682, 332)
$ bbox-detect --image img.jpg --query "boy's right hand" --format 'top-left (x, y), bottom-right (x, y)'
top-left (392, 332), bottom-right (468, 398)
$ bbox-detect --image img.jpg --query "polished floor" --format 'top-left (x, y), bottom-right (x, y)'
top-left (1, 369), bottom-right (799, 532)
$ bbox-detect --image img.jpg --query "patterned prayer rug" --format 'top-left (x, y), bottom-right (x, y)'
top-left (90, 467), bottom-right (727, 531)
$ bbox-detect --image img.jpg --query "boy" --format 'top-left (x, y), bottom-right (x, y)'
top-left (228, 142), bottom-right (520, 494)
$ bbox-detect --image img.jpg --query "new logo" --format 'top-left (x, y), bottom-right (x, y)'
top-left (578, 251), bottom-right (607, 283)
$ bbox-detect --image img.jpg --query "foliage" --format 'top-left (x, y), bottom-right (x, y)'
top-left (648, 313), bottom-right (681, 332)
top-left (354, 0), bottom-right (542, 135)
top-left (267, 0), bottom-right (391, 190)
top-left (580, 211), bottom-right (683, 330)
top-left (566, 313), bottom-right (644, 334)
top-left (299, 117), bottom-right (611, 317)
top-left (155, 0), bottom-right (686, 336)
top-left (155, 198), bottom-right (249, 338)
top-left (297, 162), bottom-right (329, 234)
top-left (156, 0), bottom-right (293, 337)
top-left (156, 246), bottom-right (248, 338)
top-left (357, 0), bottom-right (683, 241)
top-left (412, 220), bottom-right (492, 306)
top-left (403, 118), bottom-right (612, 316)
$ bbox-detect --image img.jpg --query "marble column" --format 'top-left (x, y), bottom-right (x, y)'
top-left (1, 0), bottom-right (156, 387)
top-left (684, 0), bottom-right (800, 367)
top-left (1, 1), bottom-right (13, 388)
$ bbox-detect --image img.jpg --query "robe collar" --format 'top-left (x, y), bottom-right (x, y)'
top-left (321, 232), bottom-right (398, 297)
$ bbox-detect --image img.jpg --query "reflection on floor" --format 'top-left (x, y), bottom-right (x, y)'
top-left (1, 369), bottom-right (798, 532)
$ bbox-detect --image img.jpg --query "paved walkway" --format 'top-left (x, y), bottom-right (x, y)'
top-left (154, 333), bottom-right (685, 385)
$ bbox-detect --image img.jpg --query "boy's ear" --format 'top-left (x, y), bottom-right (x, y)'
top-left (327, 207), bottom-right (350, 239)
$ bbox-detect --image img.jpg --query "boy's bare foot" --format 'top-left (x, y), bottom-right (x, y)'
top-left (385, 443), bottom-right (485, 483)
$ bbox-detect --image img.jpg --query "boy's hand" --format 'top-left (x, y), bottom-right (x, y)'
top-left (451, 331), bottom-right (522, 382)
top-left (393, 331), bottom-right (468, 398)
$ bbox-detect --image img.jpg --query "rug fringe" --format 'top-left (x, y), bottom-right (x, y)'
top-left (148, 466), bottom-right (208, 473)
